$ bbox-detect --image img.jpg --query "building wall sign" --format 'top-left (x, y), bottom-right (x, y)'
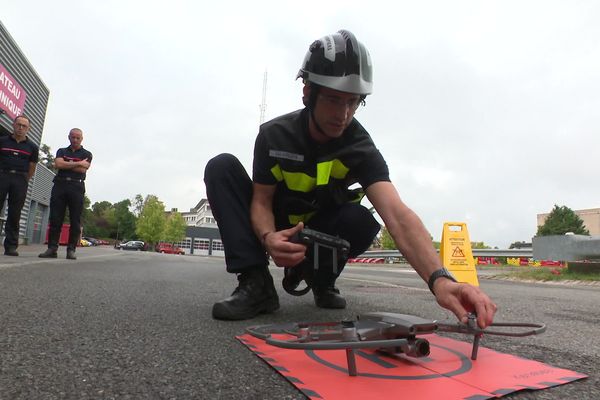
top-left (0, 63), bottom-right (27, 119)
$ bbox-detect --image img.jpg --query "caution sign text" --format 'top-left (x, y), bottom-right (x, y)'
top-left (440, 222), bottom-right (479, 286)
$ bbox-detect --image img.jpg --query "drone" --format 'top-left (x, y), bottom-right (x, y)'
top-left (246, 312), bottom-right (546, 376)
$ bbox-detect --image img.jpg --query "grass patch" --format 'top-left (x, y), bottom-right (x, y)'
top-left (491, 265), bottom-right (600, 282)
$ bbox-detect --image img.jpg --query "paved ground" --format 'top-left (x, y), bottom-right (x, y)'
top-left (0, 245), bottom-right (596, 399)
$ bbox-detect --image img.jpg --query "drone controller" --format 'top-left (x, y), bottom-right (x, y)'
top-left (282, 229), bottom-right (351, 296)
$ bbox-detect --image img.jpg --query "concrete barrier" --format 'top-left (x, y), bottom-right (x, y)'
top-left (533, 235), bottom-right (600, 262)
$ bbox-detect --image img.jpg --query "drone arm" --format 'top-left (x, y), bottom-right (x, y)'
top-left (435, 321), bottom-right (546, 337)
top-left (265, 337), bottom-right (411, 351)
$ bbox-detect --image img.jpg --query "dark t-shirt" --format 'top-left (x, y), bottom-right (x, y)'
top-left (0, 135), bottom-right (39, 172)
top-left (55, 146), bottom-right (93, 180)
top-left (253, 108), bottom-right (389, 225)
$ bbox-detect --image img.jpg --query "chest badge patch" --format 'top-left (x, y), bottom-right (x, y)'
top-left (269, 150), bottom-right (304, 162)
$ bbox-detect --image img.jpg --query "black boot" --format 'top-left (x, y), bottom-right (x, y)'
top-left (4, 247), bottom-right (19, 256)
top-left (66, 249), bottom-right (77, 260)
top-left (39, 248), bottom-right (58, 258)
top-left (212, 267), bottom-right (280, 320)
top-left (313, 282), bottom-right (346, 309)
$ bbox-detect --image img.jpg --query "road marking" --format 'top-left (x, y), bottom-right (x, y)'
top-left (339, 276), bottom-right (429, 292)
top-left (0, 252), bottom-right (123, 269)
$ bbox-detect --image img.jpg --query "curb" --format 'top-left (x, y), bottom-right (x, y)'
top-left (482, 275), bottom-right (600, 287)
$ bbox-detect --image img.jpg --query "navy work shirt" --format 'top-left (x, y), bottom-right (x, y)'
top-left (55, 146), bottom-right (93, 181)
top-left (0, 135), bottom-right (39, 172)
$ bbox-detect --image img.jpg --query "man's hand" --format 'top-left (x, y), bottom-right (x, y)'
top-left (77, 159), bottom-right (91, 170)
top-left (433, 279), bottom-right (497, 329)
top-left (264, 223), bottom-right (307, 268)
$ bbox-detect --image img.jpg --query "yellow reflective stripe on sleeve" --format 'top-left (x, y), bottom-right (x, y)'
top-left (316, 159), bottom-right (349, 185)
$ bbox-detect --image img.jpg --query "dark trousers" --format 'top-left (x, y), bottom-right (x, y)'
top-left (204, 153), bottom-right (381, 283)
top-left (47, 181), bottom-right (85, 251)
top-left (0, 172), bottom-right (28, 250)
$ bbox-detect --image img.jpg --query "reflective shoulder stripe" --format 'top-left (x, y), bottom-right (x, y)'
top-left (316, 159), bottom-right (349, 185)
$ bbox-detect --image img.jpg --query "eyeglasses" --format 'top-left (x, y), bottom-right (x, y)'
top-left (318, 94), bottom-right (363, 112)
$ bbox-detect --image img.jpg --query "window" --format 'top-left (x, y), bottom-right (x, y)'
top-left (194, 239), bottom-right (210, 250)
top-left (212, 240), bottom-right (224, 251)
top-left (176, 238), bottom-right (192, 249)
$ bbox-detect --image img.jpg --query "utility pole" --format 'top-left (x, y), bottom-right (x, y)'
top-left (259, 70), bottom-right (267, 125)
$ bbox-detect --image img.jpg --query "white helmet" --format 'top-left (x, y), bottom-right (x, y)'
top-left (297, 30), bottom-right (373, 95)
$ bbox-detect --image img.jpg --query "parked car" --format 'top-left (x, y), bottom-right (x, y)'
top-left (80, 238), bottom-right (93, 247)
top-left (82, 236), bottom-right (99, 246)
top-left (119, 240), bottom-right (146, 251)
top-left (156, 242), bottom-right (185, 255)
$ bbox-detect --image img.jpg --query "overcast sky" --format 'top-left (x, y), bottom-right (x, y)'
top-left (2, 1), bottom-right (599, 248)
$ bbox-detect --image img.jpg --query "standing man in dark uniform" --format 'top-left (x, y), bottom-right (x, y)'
top-left (0, 115), bottom-right (39, 256)
top-left (39, 128), bottom-right (92, 260)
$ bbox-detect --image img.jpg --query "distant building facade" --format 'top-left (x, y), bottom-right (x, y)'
top-left (537, 207), bottom-right (600, 236)
top-left (0, 21), bottom-right (53, 244)
top-left (175, 199), bottom-right (222, 255)
top-left (27, 164), bottom-right (55, 244)
top-left (181, 198), bottom-right (216, 227)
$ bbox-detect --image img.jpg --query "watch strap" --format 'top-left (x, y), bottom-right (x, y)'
top-left (428, 268), bottom-right (457, 295)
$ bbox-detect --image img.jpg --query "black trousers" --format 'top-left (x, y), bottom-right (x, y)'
top-left (204, 153), bottom-right (381, 283)
top-left (47, 180), bottom-right (85, 251)
top-left (0, 172), bottom-right (29, 250)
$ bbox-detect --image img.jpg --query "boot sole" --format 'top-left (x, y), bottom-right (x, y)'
top-left (212, 298), bottom-right (280, 321)
top-left (314, 300), bottom-right (347, 309)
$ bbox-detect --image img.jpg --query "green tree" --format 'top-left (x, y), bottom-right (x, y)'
top-left (379, 226), bottom-right (396, 250)
top-left (92, 201), bottom-right (113, 217)
top-left (39, 143), bottom-right (56, 172)
top-left (163, 211), bottom-right (186, 243)
top-left (113, 199), bottom-right (137, 241)
top-left (133, 194), bottom-right (144, 217)
top-left (471, 242), bottom-right (491, 249)
top-left (135, 195), bottom-right (166, 245)
top-left (84, 200), bottom-right (114, 238)
top-left (536, 205), bottom-right (589, 236)
top-left (81, 195), bottom-right (93, 232)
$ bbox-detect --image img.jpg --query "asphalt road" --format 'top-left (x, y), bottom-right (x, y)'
top-left (0, 246), bottom-right (597, 399)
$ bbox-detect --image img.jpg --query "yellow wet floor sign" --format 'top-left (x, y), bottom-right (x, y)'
top-left (440, 222), bottom-right (479, 286)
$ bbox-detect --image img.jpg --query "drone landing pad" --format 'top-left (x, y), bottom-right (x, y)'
top-left (237, 333), bottom-right (586, 399)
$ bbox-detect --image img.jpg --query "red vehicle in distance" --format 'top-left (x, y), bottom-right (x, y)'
top-left (156, 242), bottom-right (185, 255)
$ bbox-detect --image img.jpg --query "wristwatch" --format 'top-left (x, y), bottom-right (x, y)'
top-left (428, 268), bottom-right (457, 295)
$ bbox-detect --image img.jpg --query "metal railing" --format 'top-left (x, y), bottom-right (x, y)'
top-left (360, 248), bottom-right (533, 259)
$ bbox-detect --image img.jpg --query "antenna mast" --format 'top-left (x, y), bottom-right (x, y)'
top-left (259, 70), bottom-right (267, 124)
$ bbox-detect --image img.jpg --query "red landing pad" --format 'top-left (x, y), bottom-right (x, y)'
top-left (237, 333), bottom-right (586, 400)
